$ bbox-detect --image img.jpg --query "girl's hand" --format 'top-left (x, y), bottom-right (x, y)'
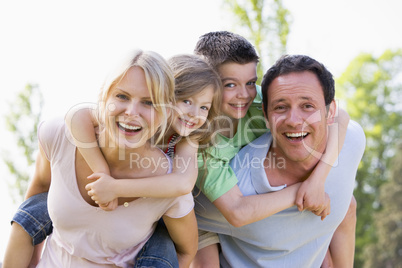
top-left (86, 173), bottom-right (118, 210)
top-left (98, 199), bottom-right (118, 211)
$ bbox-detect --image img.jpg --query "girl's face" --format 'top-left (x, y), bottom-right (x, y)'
top-left (218, 62), bottom-right (258, 120)
top-left (104, 66), bottom-right (161, 149)
top-left (171, 86), bottom-right (214, 137)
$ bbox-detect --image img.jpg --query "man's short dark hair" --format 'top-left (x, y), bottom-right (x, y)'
top-left (194, 31), bottom-right (259, 69)
top-left (261, 55), bottom-right (335, 110)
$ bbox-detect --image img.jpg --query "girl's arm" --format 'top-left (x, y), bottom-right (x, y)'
top-left (65, 103), bottom-right (110, 174)
top-left (86, 139), bottom-right (198, 205)
top-left (295, 108), bottom-right (350, 215)
top-left (163, 210), bottom-right (198, 267)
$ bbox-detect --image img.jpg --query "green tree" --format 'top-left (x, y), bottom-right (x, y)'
top-left (2, 84), bottom-right (43, 203)
top-left (364, 143), bottom-right (402, 268)
top-left (336, 49), bottom-right (402, 267)
top-left (222, 0), bottom-right (291, 82)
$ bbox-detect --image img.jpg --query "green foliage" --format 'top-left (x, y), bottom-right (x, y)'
top-left (336, 49), bottom-right (402, 267)
top-left (222, 0), bottom-right (291, 83)
top-left (364, 143), bottom-right (402, 268)
top-left (2, 84), bottom-right (43, 203)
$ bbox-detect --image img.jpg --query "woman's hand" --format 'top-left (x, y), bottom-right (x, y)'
top-left (86, 173), bottom-right (118, 211)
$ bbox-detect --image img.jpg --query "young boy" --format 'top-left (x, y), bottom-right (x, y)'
top-left (191, 31), bottom-right (355, 268)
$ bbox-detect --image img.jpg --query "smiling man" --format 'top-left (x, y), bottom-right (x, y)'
top-left (194, 55), bottom-right (366, 267)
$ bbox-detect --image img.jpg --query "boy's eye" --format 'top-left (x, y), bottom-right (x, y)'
top-left (116, 94), bottom-right (129, 100)
top-left (247, 81), bottom-right (257, 86)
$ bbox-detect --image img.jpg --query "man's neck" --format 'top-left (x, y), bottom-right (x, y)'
top-left (264, 148), bottom-right (319, 187)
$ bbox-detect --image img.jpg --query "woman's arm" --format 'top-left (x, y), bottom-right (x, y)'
top-left (295, 108), bottom-right (350, 215)
top-left (163, 210), bottom-right (198, 268)
top-left (86, 139), bottom-right (198, 204)
top-left (65, 103), bottom-right (110, 174)
top-left (25, 145), bottom-right (52, 199)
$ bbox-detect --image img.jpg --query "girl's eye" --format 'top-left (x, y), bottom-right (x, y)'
top-left (183, 100), bottom-right (191, 105)
top-left (116, 94), bottom-right (129, 100)
top-left (143, 100), bottom-right (153, 106)
top-left (200, 106), bottom-right (209, 111)
top-left (224, 83), bottom-right (235, 88)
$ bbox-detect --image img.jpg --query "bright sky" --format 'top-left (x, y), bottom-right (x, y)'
top-left (1, 0), bottom-right (401, 261)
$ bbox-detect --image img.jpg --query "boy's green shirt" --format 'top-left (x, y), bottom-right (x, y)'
top-left (196, 86), bottom-right (267, 202)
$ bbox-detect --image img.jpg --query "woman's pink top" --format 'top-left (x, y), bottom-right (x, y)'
top-left (36, 118), bottom-right (194, 268)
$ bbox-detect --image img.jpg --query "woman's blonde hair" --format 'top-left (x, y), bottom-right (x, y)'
top-left (98, 50), bottom-right (175, 144)
top-left (168, 54), bottom-right (222, 148)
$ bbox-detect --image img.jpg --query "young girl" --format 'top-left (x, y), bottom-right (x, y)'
top-left (3, 53), bottom-right (222, 268)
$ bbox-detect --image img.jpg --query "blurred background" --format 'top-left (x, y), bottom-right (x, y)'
top-left (1, 0), bottom-right (401, 267)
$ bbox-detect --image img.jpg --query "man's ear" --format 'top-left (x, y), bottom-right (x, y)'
top-left (326, 100), bottom-right (337, 125)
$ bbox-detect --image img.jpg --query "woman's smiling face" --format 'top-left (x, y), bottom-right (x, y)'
top-left (105, 66), bottom-right (161, 149)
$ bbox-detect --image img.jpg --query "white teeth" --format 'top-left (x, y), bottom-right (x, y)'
top-left (119, 122), bottom-right (141, 130)
top-left (285, 132), bottom-right (307, 138)
top-left (232, 104), bottom-right (246, 108)
top-left (181, 118), bottom-right (195, 127)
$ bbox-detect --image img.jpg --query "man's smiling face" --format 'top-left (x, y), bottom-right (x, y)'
top-left (265, 71), bottom-right (336, 166)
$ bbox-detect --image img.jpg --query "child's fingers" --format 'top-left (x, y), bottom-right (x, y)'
top-left (295, 193), bottom-right (304, 211)
top-left (87, 173), bottom-right (100, 180)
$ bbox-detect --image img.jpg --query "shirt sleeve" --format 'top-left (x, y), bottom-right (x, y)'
top-left (38, 117), bottom-right (67, 161)
top-left (164, 193), bottom-right (195, 218)
top-left (196, 152), bottom-right (239, 202)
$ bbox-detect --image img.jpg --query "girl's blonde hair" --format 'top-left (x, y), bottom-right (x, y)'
top-left (98, 50), bottom-right (175, 144)
top-left (168, 54), bottom-right (222, 148)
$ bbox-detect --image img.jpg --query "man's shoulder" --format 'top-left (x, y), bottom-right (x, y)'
top-left (239, 132), bottom-right (271, 155)
top-left (345, 120), bottom-right (366, 155)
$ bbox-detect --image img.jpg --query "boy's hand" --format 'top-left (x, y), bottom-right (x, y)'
top-left (86, 173), bottom-right (118, 210)
top-left (295, 179), bottom-right (331, 220)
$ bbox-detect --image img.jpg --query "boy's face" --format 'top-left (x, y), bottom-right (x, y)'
top-left (217, 62), bottom-right (258, 120)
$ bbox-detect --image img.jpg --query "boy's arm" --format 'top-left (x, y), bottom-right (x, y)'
top-left (295, 108), bottom-right (350, 214)
top-left (85, 139), bottom-right (198, 204)
top-left (163, 210), bottom-right (198, 267)
top-left (213, 183), bottom-right (301, 227)
top-left (65, 103), bottom-right (110, 174)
